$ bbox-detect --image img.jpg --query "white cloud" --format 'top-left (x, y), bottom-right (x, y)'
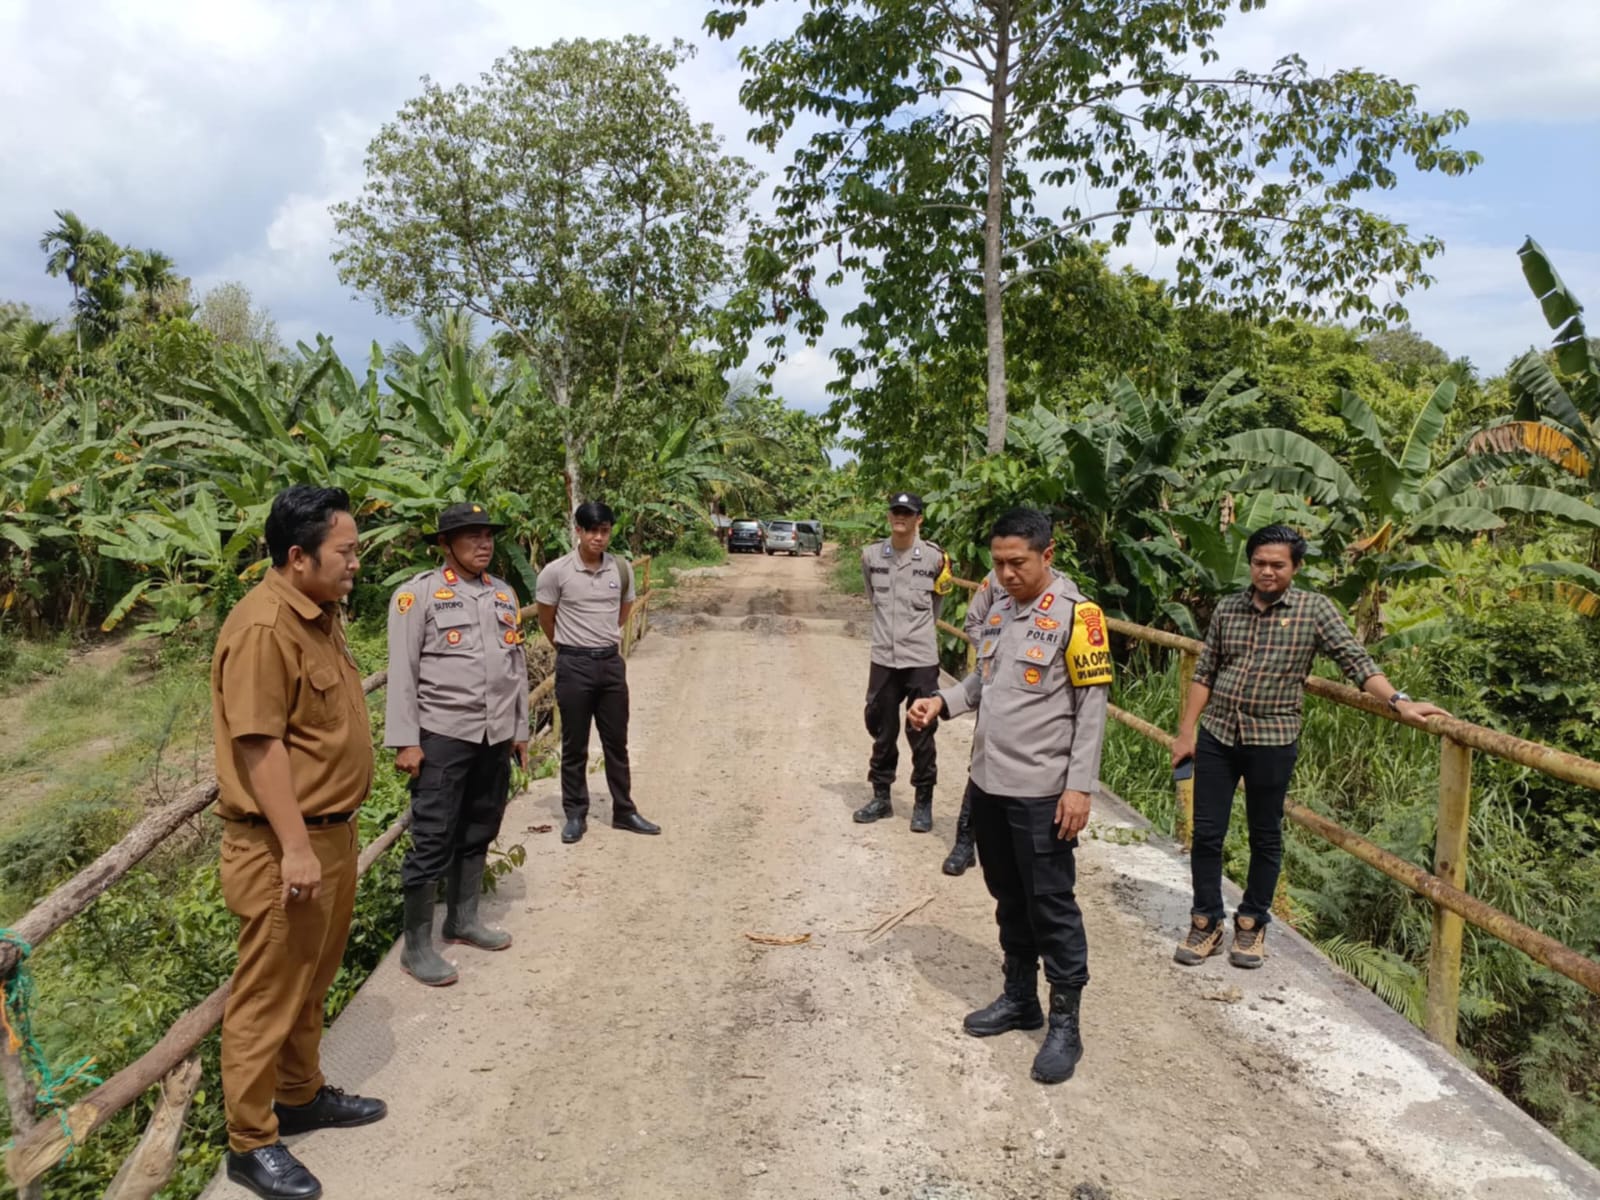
top-left (0, 0), bottom-right (1595, 409)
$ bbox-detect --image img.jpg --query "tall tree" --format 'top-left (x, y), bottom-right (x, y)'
top-left (707, 0), bottom-right (1480, 452)
top-left (39, 209), bottom-right (120, 365)
top-left (331, 37), bottom-right (760, 520)
top-left (195, 281), bottom-right (280, 355)
top-left (122, 248), bottom-right (183, 322)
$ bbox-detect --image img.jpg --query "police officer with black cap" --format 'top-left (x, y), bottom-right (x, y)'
top-left (386, 502), bottom-right (530, 987)
top-left (855, 491), bottom-right (954, 833)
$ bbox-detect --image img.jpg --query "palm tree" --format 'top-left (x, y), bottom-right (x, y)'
top-left (40, 210), bottom-right (121, 365)
top-left (122, 248), bottom-right (181, 321)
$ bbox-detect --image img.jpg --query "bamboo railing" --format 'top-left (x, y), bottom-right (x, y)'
top-left (937, 576), bottom-right (1600, 1050)
top-left (2, 557), bottom-right (653, 1193)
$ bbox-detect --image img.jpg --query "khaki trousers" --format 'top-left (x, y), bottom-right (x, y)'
top-left (220, 820), bottom-right (358, 1152)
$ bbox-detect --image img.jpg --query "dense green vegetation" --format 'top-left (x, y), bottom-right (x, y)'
top-left (3, 5), bottom-right (1600, 1192)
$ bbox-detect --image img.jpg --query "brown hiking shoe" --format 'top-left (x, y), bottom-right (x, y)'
top-left (1173, 914), bottom-right (1225, 966)
top-left (1230, 915), bottom-right (1268, 969)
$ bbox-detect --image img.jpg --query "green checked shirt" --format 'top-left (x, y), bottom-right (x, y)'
top-left (1194, 587), bottom-right (1379, 747)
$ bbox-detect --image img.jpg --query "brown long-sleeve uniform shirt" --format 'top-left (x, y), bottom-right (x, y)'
top-left (211, 569), bottom-right (374, 820)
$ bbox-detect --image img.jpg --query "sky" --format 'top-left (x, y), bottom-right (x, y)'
top-left (2, 0), bottom-right (1597, 415)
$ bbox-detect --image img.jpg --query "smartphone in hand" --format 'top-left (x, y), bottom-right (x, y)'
top-left (1172, 757), bottom-right (1194, 783)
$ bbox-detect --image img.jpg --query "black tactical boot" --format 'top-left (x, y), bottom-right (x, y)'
top-left (910, 786), bottom-right (933, 833)
top-left (941, 793), bottom-right (976, 875)
top-left (853, 784), bottom-right (893, 823)
top-left (963, 956), bottom-right (1044, 1037)
top-left (1030, 986), bottom-right (1084, 1084)
top-left (400, 885), bottom-right (458, 987)
top-left (442, 856), bottom-right (512, 951)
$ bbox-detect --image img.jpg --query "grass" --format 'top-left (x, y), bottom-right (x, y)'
top-left (0, 631), bottom-right (72, 692)
top-left (643, 534), bottom-right (727, 594)
top-left (831, 540), bottom-right (866, 594)
top-left (0, 640), bottom-right (214, 913)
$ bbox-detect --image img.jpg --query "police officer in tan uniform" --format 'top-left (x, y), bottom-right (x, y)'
top-left (941, 567), bottom-right (1000, 875)
top-left (854, 491), bottom-right (953, 833)
top-left (536, 500), bottom-right (661, 844)
top-left (910, 508), bottom-right (1111, 1086)
top-left (386, 502), bottom-right (530, 987)
top-left (212, 485), bottom-right (386, 1200)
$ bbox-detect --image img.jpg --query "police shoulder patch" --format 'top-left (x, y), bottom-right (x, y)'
top-left (933, 552), bottom-right (954, 596)
top-left (395, 592), bottom-right (415, 614)
top-left (1065, 602), bottom-right (1113, 687)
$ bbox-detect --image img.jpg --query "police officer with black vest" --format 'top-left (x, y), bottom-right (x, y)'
top-left (386, 503), bottom-right (530, 988)
top-left (909, 508), bottom-right (1112, 1085)
top-left (855, 491), bottom-right (954, 833)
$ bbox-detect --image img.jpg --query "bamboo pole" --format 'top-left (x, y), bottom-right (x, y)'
top-left (1425, 738), bottom-right (1474, 1050)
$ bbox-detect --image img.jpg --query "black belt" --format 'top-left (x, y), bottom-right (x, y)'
top-left (224, 811), bottom-right (355, 827)
top-left (556, 644), bottom-right (618, 659)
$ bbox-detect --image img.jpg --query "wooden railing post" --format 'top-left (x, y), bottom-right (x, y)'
top-left (1175, 650), bottom-right (1196, 850)
top-left (1426, 736), bottom-right (1473, 1050)
top-left (1, 1036), bottom-right (43, 1200)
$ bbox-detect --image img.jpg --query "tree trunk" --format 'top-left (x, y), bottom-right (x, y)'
top-left (982, 7), bottom-right (1013, 455)
top-left (552, 377), bottom-right (583, 527)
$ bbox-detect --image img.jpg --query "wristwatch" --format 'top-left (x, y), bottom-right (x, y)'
top-left (1387, 691), bottom-right (1412, 711)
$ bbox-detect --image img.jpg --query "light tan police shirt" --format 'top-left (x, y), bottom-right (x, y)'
top-left (534, 550), bottom-right (635, 649)
top-left (385, 564), bottom-right (530, 747)
top-left (862, 536), bottom-right (953, 668)
top-left (938, 570), bottom-right (1113, 797)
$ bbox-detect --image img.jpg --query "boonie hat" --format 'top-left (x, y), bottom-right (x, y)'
top-left (428, 502), bottom-right (506, 537)
top-left (888, 492), bottom-right (924, 514)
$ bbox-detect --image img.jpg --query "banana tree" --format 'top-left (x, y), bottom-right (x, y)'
top-left (1211, 378), bottom-right (1600, 640)
top-left (1465, 238), bottom-right (1600, 614)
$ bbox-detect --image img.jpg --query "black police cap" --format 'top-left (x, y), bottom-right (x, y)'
top-left (428, 502), bottom-right (505, 538)
top-left (888, 492), bottom-right (924, 514)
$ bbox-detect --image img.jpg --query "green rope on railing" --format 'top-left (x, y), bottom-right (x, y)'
top-left (1, 928), bottom-right (102, 1162)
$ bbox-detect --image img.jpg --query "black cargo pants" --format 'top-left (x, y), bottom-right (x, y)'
top-left (401, 729), bottom-right (512, 889)
top-left (969, 781), bottom-right (1089, 988)
top-left (864, 662), bottom-right (940, 789)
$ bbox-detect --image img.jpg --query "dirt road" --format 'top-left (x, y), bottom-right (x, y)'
top-left (207, 549), bottom-right (1596, 1200)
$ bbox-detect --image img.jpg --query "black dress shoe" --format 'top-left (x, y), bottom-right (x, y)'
top-left (561, 816), bottom-right (586, 843)
top-left (274, 1085), bottom-right (387, 1135)
top-left (226, 1142), bottom-right (323, 1200)
top-left (612, 812), bottom-right (661, 834)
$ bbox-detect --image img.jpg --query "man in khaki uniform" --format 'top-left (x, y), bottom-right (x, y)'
top-left (910, 508), bottom-right (1111, 1087)
top-left (386, 502), bottom-right (531, 987)
top-left (212, 485), bottom-right (386, 1200)
top-left (940, 567), bottom-right (1000, 876)
top-left (854, 491), bottom-right (953, 833)
top-left (536, 500), bottom-right (661, 844)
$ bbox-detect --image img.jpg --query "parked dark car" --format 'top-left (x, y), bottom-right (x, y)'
top-left (728, 519), bottom-right (765, 553)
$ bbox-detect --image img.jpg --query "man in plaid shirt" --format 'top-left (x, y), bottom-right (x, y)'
top-left (1170, 525), bottom-right (1448, 969)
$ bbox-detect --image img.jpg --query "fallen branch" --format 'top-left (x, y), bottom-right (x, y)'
top-left (743, 932), bottom-right (812, 947)
top-left (865, 895), bottom-right (935, 944)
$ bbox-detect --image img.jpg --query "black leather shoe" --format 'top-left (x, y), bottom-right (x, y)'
top-left (612, 812), bottom-right (661, 834)
top-left (226, 1142), bottom-right (322, 1200)
top-left (274, 1085), bottom-right (387, 1135)
top-left (561, 816), bottom-right (586, 843)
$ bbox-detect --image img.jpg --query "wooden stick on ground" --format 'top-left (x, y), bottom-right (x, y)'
top-left (102, 1056), bottom-right (203, 1200)
top-left (865, 895), bottom-right (935, 944)
top-left (0, 1040), bottom-right (43, 1200)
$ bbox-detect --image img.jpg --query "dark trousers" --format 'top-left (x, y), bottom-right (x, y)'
top-left (1190, 728), bottom-right (1299, 926)
top-left (401, 730), bottom-right (512, 889)
top-left (554, 649), bottom-right (635, 822)
top-left (864, 662), bottom-right (940, 788)
top-left (970, 782), bottom-right (1089, 988)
